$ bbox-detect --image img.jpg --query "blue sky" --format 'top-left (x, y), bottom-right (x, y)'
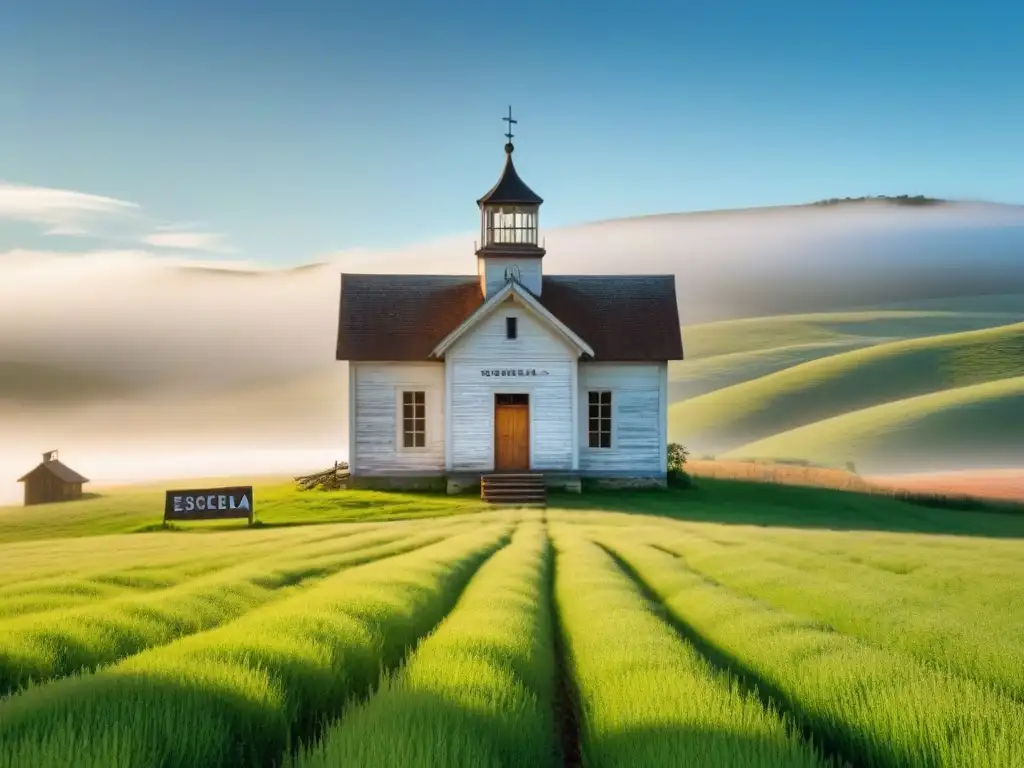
top-left (1, 0), bottom-right (1022, 264)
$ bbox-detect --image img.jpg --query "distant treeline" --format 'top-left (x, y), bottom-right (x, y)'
top-left (812, 194), bottom-right (946, 207)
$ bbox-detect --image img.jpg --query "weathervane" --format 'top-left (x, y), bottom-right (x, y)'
top-left (503, 105), bottom-right (517, 150)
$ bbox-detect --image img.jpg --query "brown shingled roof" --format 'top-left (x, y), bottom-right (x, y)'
top-left (336, 273), bottom-right (683, 362)
top-left (336, 275), bottom-right (484, 361)
top-left (541, 275), bottom-right (684, 361)
top-left (18, 460), bottom-right (89, 484)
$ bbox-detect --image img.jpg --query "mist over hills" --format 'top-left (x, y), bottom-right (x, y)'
top-left (2, 199), bottom-right (1024, 502)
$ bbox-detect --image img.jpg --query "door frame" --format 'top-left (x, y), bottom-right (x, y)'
top-left (493, 393), bottom-right (530, 472)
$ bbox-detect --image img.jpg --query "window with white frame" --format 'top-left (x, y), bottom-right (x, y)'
top-left (588, 391), bottom-right (612, 448)
top-left (401, 391), bottom-right (426, 448)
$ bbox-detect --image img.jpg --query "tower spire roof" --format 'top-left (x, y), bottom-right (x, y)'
top-left (476, 106), bottom-right (544, 207)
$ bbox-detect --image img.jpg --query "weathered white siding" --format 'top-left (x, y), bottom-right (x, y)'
top-left (578, 363), bottom-right (666, 474)
top-left (448, 298), bottom-right (574, 471)
top-left (478, 256), bottom-right (543, 297)
top-left (350, 362), bottom-right (445, 475)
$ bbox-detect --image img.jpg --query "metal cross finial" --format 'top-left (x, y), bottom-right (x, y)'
top-left (503, 105), bottom-right (517, 142)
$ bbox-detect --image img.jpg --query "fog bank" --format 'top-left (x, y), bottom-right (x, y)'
top-left (3, 201), bottom-right (1024, 499)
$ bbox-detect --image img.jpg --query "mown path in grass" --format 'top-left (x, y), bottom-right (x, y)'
top-left (595, 535), bottom-right (1024, 768)
top-left (0, 522), bottom-right (473, 697)
top-left (0, 520), bottom-right (514, 767)
top-left (629, 524), bottom-right (1024, 700)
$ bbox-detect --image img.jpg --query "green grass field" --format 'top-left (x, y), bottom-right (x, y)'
top-left (0, 480), bottom-right (1022, 767)
top-left (670, 295), bottom-right (1024, 468)
top-left (0, 477), bottom-right (485, 544)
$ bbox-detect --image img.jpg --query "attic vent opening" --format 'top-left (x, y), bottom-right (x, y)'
top-left (506, 317), bottom-right (518, 340)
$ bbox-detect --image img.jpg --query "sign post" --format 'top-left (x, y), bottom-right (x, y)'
top-left (163, 485), bottom-right (255, 526)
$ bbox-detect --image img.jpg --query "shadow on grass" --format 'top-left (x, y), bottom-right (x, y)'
top-left (549, 476), bottom-right (1024, 539)
top-left (0, 537), bottom-right (510, 768)
top-left (600, 544), bottom-right (867, 768)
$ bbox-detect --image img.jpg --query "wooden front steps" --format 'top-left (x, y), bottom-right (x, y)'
top-left (481, 473), bottom-right (547, 506)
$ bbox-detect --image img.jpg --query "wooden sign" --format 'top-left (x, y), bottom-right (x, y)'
top-left (164, 486), bottom-right (254, 524)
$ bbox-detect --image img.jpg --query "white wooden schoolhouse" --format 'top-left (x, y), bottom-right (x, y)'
top-left (336, 112), bottom-right (683, 499)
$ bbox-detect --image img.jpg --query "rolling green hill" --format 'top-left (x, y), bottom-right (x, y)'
top-left (721, 376), bottom-right (1024, 472)
top-left (670, 320), bottom-right (1024, 453)
top-left (671, 303), bottom-right (1024, 400)
top-left (681, 307), bottom-right (1024, 360)
top-left (668, 294), bottom-right (1024, 471)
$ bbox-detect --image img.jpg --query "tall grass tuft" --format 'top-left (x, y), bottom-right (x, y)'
top-left (600, 536), bottom-right (1024, 768)
top-left (0, 525), bottom-right (457, 696)
top-left (0, 522), bottom-right (512, 768)
top-left (290, 517), bottom-right (559, 767)
top-left (642, 527), bottom-right (1024, 700)
top-left (550, 526), bottom-right (826, 768)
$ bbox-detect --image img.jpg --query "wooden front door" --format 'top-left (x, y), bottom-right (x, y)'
top-left (494, 398), bottom-right (530, 471)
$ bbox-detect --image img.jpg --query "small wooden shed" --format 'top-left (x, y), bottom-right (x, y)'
top-left (17, 450), bottom-right (90, 506)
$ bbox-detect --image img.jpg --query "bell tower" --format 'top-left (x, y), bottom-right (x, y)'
top-left (476, 107), bottom-right (545, 297)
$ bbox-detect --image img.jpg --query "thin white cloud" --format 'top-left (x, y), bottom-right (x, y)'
top-left (0, 248), bottom-right (258, 272)
top-left (0, 182), bottom-right (240, 255)
top-left (0, 182), bottom-right (139, 235)
top-left (141, 230), bottom-right (236, 253)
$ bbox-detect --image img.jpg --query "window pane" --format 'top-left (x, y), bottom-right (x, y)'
top-left (600, 433), bottom-right (611, 448)
top-left (403, 432), bottom-right (414, 448)
top-left (600, 391), bottom-right (612, 405)
top-left (601, 417), bottom-right (611, 434)
top-left (414, 417), bottom-right (425, 432)
top-left (588, 391), bottom-right (599, 405)
top-left (589, 432), bottom-right (600, 448)
top-left (415, 405), bottom-right (424, 419)
top-left (415, 432), bottom-right (425, 448)
top-left (589, 417), bottom-right (599, 433)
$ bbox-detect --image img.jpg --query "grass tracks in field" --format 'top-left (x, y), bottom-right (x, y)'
top-left (290, 516), bottom-right (560, 768)
top-left (550, 525), bottom-right (826, 768)
top-left (0, 525), bottom-right (463, 697)
top-left (0, 522), bottom-right (514, 768)
top-left (599, 535), bottom-right (1024, 768)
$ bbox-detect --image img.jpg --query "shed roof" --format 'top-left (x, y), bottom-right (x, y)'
top-left (336, 273), bottom-right (683, 362)
top-left (17, 460), bottom-right (90, 484)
